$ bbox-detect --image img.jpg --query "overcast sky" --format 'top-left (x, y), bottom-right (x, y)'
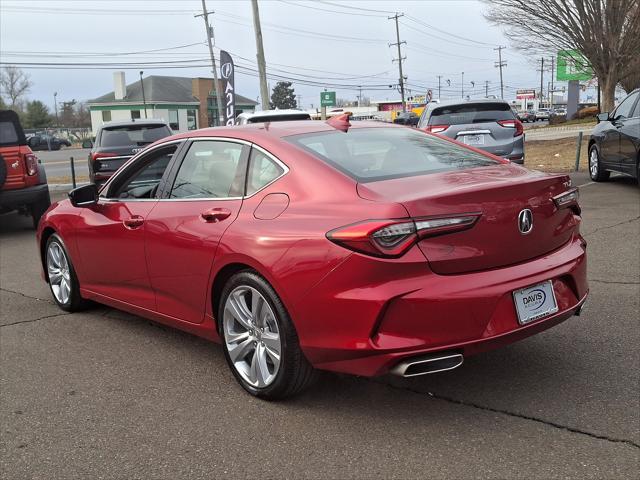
top-left (1, 0), bottom-right (578, 110)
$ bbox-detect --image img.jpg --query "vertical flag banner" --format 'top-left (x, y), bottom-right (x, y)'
top-left (220, 50), bottom-right (235, 126)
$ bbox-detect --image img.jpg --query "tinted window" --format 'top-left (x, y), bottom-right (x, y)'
top-left (429, 102), bottom-right (515, 125)
top-left (288, 127), bottom-right (498, 182)
top-left (100, 124), bottom-right (171, 147)
top-left (248, 113), bottom-right (311, 123)
top-left (633, 96), bottom-right (640, 118)
top-left (614, 92), bottom-right (639, 119)
top-left (0, 121), bottom-right (19, 145)
top-left (109, 145), bottom-right (177, 199)
top-left (246, 149), bottom-right (285, 195)
top-left (170, 141), bottom-right (245, 199)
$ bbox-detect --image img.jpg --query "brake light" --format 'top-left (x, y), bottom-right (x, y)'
top-left (552, 188), bottom-right (580, 215)
top-left (425, 125), bottom-right (449, 134)
top-left (327, 214), bottom-right (480, 257)
top-left (24, 153), bottom-right (38, 176)
top-left (498, 119), bottom-right (524, 137)
top-left (91, 152), bottom-right (117, 162)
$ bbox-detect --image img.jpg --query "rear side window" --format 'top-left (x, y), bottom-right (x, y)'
top-left (170, 141), bottom-right (245, 199)
top-left (288, 127), bottom-right (498, 182)
top-left (0, 121), bottom-right (19, 146)
top-left (429, 103), bottom-right (515, 125)
top-left (100, 124), bottom-right (171, 148)
top-left (246, 149), bottom-right (285, 195)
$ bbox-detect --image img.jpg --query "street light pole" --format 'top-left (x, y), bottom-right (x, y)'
top-left (139, 71), bottom-right (148, 119)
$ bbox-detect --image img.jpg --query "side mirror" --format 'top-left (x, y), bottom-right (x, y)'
top-left (82, 139), bottom-right (94, 149)
top-left (596, 112), bottom-right (609, 123)
top-left (68, 184), bottom-right (98, 208)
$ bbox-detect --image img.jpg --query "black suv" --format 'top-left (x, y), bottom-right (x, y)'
top-left (0, 110), bottom-right (51, 228)
top-left (393, 111), bottom-right (420, 126)
top-left (87, 120), bottom-right (172, 186)
top-left (27, 134), bottom-right (71, 151)
top-left (588, 88), bottom-right (639, 182)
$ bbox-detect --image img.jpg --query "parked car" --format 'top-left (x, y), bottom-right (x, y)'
top-left (417, 99), bottom-right (525, 163)
top-left (38, 117), bottom-right (587, 399)
top-left (27, 134), bottom-right (70, 151)
top-left (0, 110), bottom-right (51, 228)
top-left (393, 111), bottom-right (420, 126)
top-left (535, 108), bottom-right (551, 121)
top-left (235, 109), bottom-right (311, 125)
top-left (87, 120), bottom-right (172, 186)
top-left (588, 88), bottom-right (639, 182)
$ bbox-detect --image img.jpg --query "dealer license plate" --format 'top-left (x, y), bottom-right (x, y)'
top-left (512, 280), bottom-right (558, 325)
top-left (463, 134), bottom-right (484, 145)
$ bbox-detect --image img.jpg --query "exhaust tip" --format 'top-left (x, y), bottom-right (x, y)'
top-left (391, 353), bottom-right (464, 377)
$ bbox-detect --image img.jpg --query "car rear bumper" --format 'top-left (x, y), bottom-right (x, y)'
top-left (295, 235), bottom-right (588, 377)
top-left (0, 183), bottom-right (50, 209)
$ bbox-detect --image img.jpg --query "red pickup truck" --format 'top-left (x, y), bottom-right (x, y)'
top-left (0, 110), bottom-right (51, 228)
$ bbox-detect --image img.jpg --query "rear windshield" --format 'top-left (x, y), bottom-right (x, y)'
top-left (429, 103), bottom-right (514, 125)
top-left (100, 124), bottom-right (171, 148)
top-left (248, 113), bottom-right (311, 123)
top-left (287, 127), bottom-right (498, 182)
top-left (0, 121), bottom-right (19, 146)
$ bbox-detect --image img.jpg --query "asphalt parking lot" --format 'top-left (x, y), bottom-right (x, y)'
top-left (1, 173), bottom-right (638, 479)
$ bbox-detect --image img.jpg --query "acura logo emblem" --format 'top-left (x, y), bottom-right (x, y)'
top-left (221, 62), bottom-right (233, 79)
top-left (518, 209), bottom-right (533, 235)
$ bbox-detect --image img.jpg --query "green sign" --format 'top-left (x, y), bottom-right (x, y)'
top-left (320, 91), bottom-right (336, 107)
top-left (557, 50), bottom-right (593, 81)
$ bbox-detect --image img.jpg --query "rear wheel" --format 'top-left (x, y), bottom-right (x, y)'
top-left (45, 234), bottom-right (90, 312)
top-left (588, 145), bottom-right (610, 182)
top-left (220, 271), bottom-right (316, 400)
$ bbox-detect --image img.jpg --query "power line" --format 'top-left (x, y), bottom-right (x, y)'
top-left (404, 14), bottom-right (500, 47)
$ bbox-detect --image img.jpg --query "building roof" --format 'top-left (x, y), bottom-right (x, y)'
top-left (88, 75), bottom-right (257, 106)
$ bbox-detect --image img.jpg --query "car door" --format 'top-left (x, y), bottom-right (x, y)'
top-left (144, 138), bottom-right (249, 323)
top-left (602, 91), bottom-right (639, 169)
top-left (617, 92), bottom-right (640, 175)
top-left (74, 141), bottom-right (183, 310)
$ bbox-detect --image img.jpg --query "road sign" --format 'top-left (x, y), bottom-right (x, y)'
top-left (320, 91), bottom-right (336, 107)
top-left (557, 50), bottom-right (593, 81)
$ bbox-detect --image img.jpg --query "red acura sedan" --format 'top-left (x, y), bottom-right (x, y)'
top-left (37, 117), bottom-right (588, 399)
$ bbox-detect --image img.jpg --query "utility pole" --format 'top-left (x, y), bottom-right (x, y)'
top-left (196, 0), bottom-right (224, 126)
top-left (357, 85), bottom-right (362, 107)
top-left (436, 75), bottom-right (442, 100)
top-left (485, 80), bottom-right (489, 98)
top-left (494, 46), bottom-right (506, 100)
top-left (53, 92), bottom-right (58, 126)
top-left (549, 56), bottom-right (555, 110)
top-left (461, 72), bottom-right (464, 98)
top-left (388, 13), bottom-right (407, 112)
top-left (251, 0), bottom-right (270, 111)
top-left (537, 57), bottom-right (545, 107)
top-left (139, 71), bottom-right (147, 118)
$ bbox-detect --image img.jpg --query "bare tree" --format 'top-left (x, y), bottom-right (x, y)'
top-left (0, 66), bottom-right (32, 109)
top-left (484, 0), bottom-right (640, 111)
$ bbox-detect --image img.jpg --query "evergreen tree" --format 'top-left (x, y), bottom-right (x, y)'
top-left (270, 81), bottom-right (297, 109)
top-left (24, 100), bottom-right (52, 128)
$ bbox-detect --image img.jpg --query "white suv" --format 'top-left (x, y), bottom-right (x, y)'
top-left (235, 110), bottom-right (311, 125)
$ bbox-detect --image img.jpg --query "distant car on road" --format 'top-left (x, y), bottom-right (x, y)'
top-left (235, 109), bottom-right (311, 125)
top-left (393, 111), bottom-right (420, 126)
top-left (518, 110), bottom-right (537, 123)
top-left (27, 134), bottom-right (70, 151)
top-left (588, 88), bottom-right (639, 182)
top-left (0, 110), bottom-right (50, 228)
top-left (535, 108), bottom-right (551, 121)
top-left (417, 99), bottom-right (525, 163)
top-left (87, 119), bottom-right (172, 186)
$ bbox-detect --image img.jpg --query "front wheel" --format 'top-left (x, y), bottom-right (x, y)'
top-left (588, 145), bottom-right (610, 182)
top-left (45, 234), bottom-right (90, 312)
top-left (220, 271), bottom-right (316, 400)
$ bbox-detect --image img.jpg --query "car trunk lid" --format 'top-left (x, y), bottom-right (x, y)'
top-left (357, 164), bottom-right (578, 274)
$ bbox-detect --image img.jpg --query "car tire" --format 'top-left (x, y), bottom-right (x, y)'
top-left (588, 145), bottom-right (610, 182)
top-left (30, 192), bottom-right (51, 229)
top-left (219, 270), bottom-right (316, 400)
top-left (0, 154), bottom-right (7, 188)
top-left (45, 234), bottom-right (91, 312)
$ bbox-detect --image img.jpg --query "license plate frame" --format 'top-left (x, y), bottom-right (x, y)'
top-left (462, 134), bottom-right (485, 145)
top-left (512, 280), bottom-right (559, 325)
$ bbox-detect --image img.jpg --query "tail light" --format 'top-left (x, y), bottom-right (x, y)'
top-left (552, 188), bottom-right (580, 215)
top-left (498, 119), bottom-right (524, 137)
top-left (24, 153), bottom-right (38, 176)
top-left (327, 214), bottom-right (481, 258)
top-left (425, 125), bottom-right (449, 134)
top-left (91, 152), bottom-right (117, 162)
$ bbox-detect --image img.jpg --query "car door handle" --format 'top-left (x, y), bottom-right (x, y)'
top-left (201, 208), bottom-right (232, 223)
top-left (123, 215), bottom-right (144, 229)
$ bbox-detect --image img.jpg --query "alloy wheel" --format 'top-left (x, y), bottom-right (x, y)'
top-left (47, 241), bottom-right (71, 304)
top-left (223, 286), bottom-right (282, 388)
top-left (589, 148), bottom-right (599, 177)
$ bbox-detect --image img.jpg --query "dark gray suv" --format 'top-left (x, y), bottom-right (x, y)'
top-left (417, 99), bottom-right (525, 163)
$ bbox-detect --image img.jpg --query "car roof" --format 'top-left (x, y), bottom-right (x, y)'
top-left (237, 109), bottom-right (310, 119)
top-left (428, 98), bottom-right (511, 109)
top-left (99, 119), bottom-right (169, 129)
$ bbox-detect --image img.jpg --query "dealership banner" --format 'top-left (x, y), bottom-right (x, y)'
top-left (220, 50), bottom-right (235, 126)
